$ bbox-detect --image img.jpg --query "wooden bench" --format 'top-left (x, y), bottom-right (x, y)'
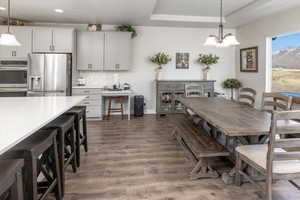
top-left (172, 115), bottom-right (230, 180)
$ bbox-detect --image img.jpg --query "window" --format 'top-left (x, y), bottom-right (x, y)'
top-left (271, 32), bottom-right (300, 92)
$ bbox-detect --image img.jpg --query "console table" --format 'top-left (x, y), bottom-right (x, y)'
top-left (156, 80), bottom-right (215, 115)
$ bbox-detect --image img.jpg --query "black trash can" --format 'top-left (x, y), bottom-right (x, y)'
top-left (134, 95), bottom-right (144, 117)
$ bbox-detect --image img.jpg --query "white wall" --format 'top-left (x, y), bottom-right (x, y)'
top-left (30, 23), bottom-right (236, 113)
top-left (74, 25), bottom-right (236, 113)
top-left (235, 5), bottom-right (300, 107)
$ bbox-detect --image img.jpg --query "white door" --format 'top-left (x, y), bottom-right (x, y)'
top-left (0, 27), bottom-right (32, 58)
top-left (32, 28), bottom-right (52, 53)
top-left (104, 32), bottom-right (132, 71)
top-left (76, 31), bottom-right (104, 71)
top-left (52, 28), bottom-right (74, 53)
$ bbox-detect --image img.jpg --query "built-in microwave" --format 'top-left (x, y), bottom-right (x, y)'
top-left (0, 58), bottom-right (29, 88)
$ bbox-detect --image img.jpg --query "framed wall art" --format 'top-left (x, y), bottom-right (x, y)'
top-left (176, 53), bottom-right (189, 69)
top-left (240, 47), bottom-right (258, 72)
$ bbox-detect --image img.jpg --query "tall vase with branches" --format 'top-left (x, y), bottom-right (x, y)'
top-left (222, 79), bottom-right (242, 100)
top-left (196, 54), bottom-right (219, 80)
top-left (150, 52), bottom-right (172, 80)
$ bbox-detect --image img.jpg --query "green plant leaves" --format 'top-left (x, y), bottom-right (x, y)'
top-left (150, 52), bottom-right (172, 67)
top-left (197, 54), bottom-right (219, 66)
top-left (115, 24), bottom-right (137, 38)
top-left (222, 79), bottom-right (242, 89)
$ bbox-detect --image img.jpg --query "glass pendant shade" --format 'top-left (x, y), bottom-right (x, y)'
top-left (0, 0), bottom-right (21, 46)
top-left (204, 36), bottom-right (218, 46)
top-left (223, 34), bottom-right (240, 46)
top-left (0, 33), bottom-right (21, 46)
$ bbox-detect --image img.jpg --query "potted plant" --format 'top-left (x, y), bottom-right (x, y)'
top-left (222, 79), bottom-right (242, 100)
top-left (115, 24), bottom-right (137, 38)
top-left (196, 54), bottom-right (219, 80)
top-left (150, 52), bottom-right (172, 80)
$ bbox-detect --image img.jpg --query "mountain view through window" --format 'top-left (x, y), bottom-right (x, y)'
top-left (272, 32), bottom-right (300, 92)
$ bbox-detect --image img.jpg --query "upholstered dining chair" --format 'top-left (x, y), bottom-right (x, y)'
top-left (261, 92), bottom-right (293, 112)
top-left (235, 110), bottom-right (300, 200)
top-left (238, 88), bottom-right (257, 107)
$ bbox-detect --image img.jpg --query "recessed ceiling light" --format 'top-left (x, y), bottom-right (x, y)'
top-left (54, 9), bottom-right (64, 13)
top-left (0, 7), bottom-right (6, 11)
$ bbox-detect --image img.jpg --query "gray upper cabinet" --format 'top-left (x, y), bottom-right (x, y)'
top-left (76, 31), bottom-right (132, 71)
top-left (32, 27), bottom-right (74, 53)
top-left (0, 26), bottom-right (32, 58)
top-left (76, 31), bottom-right (104, 71)
top-left (104, 32), bottom-right (132, 71)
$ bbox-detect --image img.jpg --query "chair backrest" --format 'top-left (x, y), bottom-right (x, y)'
top-left (268, 110), bottom-right (300, 174)
top-left (238, 88), bottom-right (257, 107)
top-left (261, 92), bottom-right (293, 112)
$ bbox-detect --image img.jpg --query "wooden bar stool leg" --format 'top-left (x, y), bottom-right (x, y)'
top-left (74, 117), bottom-right (81, 167)
top-left (70, 126), bottom-right (77, 173)
top-left (23, 153), bottom-right (37, 200)
top-left (83, 111), bottom-right (88, 152)
top-left (10, 169), bottom-right (24, 200)
top-left (107, 99), bottom-right (112, 120)
top-left (57, 130), bottom-right (65, 196)
top-left (121, 103), bottom-right (124, 120)
top-left (51, 137), bottom-right (62, 200)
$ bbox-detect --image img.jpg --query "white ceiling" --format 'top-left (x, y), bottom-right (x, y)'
top-left (0, 0), bottom-right (299, 28)
top-left (153, 0), bottom-right (255, 17)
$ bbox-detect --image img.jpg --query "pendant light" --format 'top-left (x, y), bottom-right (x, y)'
top-left (0, 0), bottom-right (21, 46)
top-left (204, 0), bottom-right (239, 47)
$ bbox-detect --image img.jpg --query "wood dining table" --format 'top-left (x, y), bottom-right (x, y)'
top-left (177, 96), bottom-right (300, 184)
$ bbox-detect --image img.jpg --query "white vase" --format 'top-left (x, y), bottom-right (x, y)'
top-left (155, 67), bottom-right (162, 80)
top-left (202, 69), bottom-right (209, 80)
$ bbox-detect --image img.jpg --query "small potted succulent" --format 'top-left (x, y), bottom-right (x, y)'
top-left (150, 52), bottom-right (172, 80)
top-left (222, 78), bottom-right (242, 100)
top-left (115, 24), bottom-right (137, 38)
top-left (196, 54), bottom-right (219, 80)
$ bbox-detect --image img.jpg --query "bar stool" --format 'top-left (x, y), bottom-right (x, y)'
top-left (43, 115), bottom-right (77, 195)
top-left (0, 159), bottom-right (24, 200)
top-left (1, 130), bottom-right (62, 200)
top-left (107, 96), bottom-right (126, 120)
top-left (65, 106), bottom-right (88, 167)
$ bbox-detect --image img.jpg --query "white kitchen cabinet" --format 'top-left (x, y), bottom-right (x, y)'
top-left (72, 88), bottom-right (102, 119)
top-left (32, 27), bottom-right (52, 53)
top-left (104, 32), bottom-right (132, 71)
top-left (0, 26), bottom-right (32, 58)
top-left (76, 31), bottom-right (104, 71)
top-left (32, 27), bottom-right (74, 53)
top-left (52, 28), bottom-right (74, 53)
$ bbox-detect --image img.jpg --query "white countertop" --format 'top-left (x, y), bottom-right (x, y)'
top-left (101, 90), bottom-right (133, 95)
top-left (0, 96), bottom-right (85, 155)
top-left (72, 85), bottom-right (103, 89)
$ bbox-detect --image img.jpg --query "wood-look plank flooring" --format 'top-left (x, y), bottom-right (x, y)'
top-left (61, 115), bottom-right (300, 200)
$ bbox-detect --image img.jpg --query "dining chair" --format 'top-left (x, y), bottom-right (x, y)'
top-left (238, 88), bottom-right (257, 107)
top-left (235, 110), bottom-right (300, 200)
top-left (261, 92), bottom-right (293, 112)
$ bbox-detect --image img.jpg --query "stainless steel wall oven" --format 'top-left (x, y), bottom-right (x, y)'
top-left (0, 58), bottom-right (29, 97)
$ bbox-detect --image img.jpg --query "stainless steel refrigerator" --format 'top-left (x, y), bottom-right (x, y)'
top-left (27, 54), bottom-right (72, 96)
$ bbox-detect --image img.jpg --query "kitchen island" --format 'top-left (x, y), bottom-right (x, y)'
top-left (0, 96), bottom-right (85, 155)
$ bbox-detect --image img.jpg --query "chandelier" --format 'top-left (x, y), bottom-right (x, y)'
top-left (204, 0), bottom-right (239, 47)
